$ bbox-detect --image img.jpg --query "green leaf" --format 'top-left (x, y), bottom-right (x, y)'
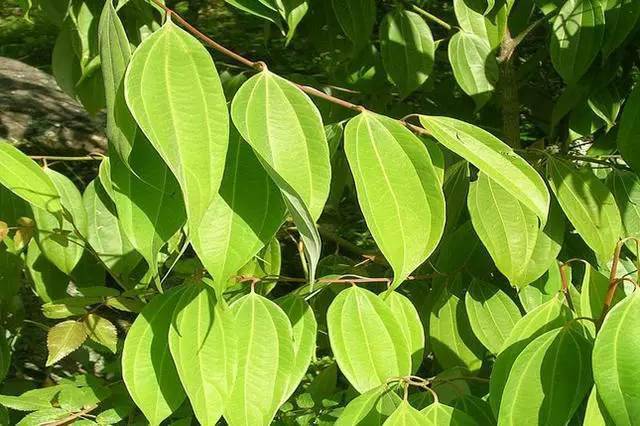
top-left (98, 0), bottom-right (137, 164)
top-left (168, 284), bottom-right (235, 426)
top-left (443, 160), bottom-right (470, 233)
top-left (46, 320), bottom-right (88, 366)
top-left (593, 291), bottom-right (640, 425)
top-left (497, 326), bottom-right (593, 425)
top-left (454, 395), bottom-right (496, 426)
top-left (231, 70), bottom-right (331, 283)
top-left (281, 0), bottom-right (308, 44)
top-left (0, 244), bottom-right (22, 302)
top-left (489, 294), bottom-right (573, 414)
top-left (580, 263), bottom-right (623, 321)
top-left (468, 173), bottom-right (538, 287)
top-left (550, 0), bottom-right (605, 84)
top-left (465, 279), bottom-right (522, 354)
top-left (331, 0), bottom-right (376, 49)
top-left (0, 142), bottom-right (61, 215)
top-left (125, 19), bottom-right (229, 231)
top-left (277, 294), bottom-right (317, 404)
top-left (327, 286), bottom-right (411, 393)
top-left (547, 158), bottom-right (622, 262)
top-left (225, 0), bottom-right (282, 27)
top-left (335, 384), bottom-right (402, 425)
top-left (601, 0), bottom-right (640, 58)
top-left (380, 8), bottom-right (435, 97)
top-left (608, 170), bottom-right (640, 242)
top-left (345, 112), bottom-right (445, 289)
top-left (122, 287), bottom-right (186, 425)
top-left (518, 261), bottom-right (563, 313)
top-left (421, 401), bottom-right (477, 425)
top-left (83, 313), bottom-right (117, 353)
top-left (384, 291), bottom-right (425, 373)
top-left (83, 180), bottom-right (140, 279)
top-left (224, 292), bottom-right (295, 425)
top-left (447, 31), bottom-right (498, 110)
top-left (15, 408), bottom-right (68, 426)
top-left (384, 400), bottom-right (427, 425)
top-left (33, 169), bottom-right (87, 275)
top-left (109, 139), bottom-right (186, 283)
top-left (419, 116), bottom-right (550, 223)
top-left (588, 85), bottom-right (622, 130)
top-left (583, 387), bottom-right (614, 426)
top-left (617, 83), bottom-right (640, 176)
top-left (429, 289), bottom-right (485, 372)
top-left (191, 127), bottom-right (285, 294)
top-left (453, 0), bottom-right (507, 49)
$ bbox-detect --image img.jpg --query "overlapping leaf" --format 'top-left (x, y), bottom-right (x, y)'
top-left (617, 83), bottom-right (640, 175)
top-left (345, 112), bottom-right (445, 289)
top-left (331, 0), bottom-right (376, 49)
top-left (384, 291), bottom-right (425, 372)
top-left (335, 384), bottom-right (402, 425)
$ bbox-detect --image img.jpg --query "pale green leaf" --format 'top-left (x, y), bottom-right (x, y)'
top-left (125, 19), bottom-right (229, 230)
top-left (224, 292), bottom-right (294, 425)
top-left (277, 294), bottom-right (317, 404)
top-left (33, 169), bottom-right (87, 275)
top-left (335, 384), bottom-right (402, 426)
top-left (497, 326), bottom-right (593, 425)
top-left (231, 70), bottom-right (331, 283)
top-left (421, 401), bottom-right (477, 425)
top-left (327, 286), bottom-right (411, 393)
top-left (448, 31), bottom-right (498, 110)
top-left (550, 0), bottom-right (605, 84)
top-left (191, 127), bottom-right (285, 294)
top-left (83, 313), bottom-right (117, 353)
top-left (518, 261), bottom-right (563, 313)
top-left (419, 115), bottom-right (550, 222)
top-left (168, 284), bottom-right (235, 426)
top-left (380, 8), bottom-right (435, 96)
top-left (280, 0), bottom-right (308, 44)
top-left (429, 289), bottom-right (485, 372)
top-left (0, 141), bottom-right (61, 215)
top-left (580, 262), bottom-right (624, 321)
top-left (384, 291), bottom-right (425, 372)
top-left (583, 386), bottom-right (614, 426)
top-left (617, 84), bottom-right (640, 176)
top-left (345, 112), bottom-right (445, 289)
top-left (83, 180), bottom-right (140, 279)
top-left (331, 0), bottom-right (376, 49)
top-left (593, 291), bottom-right (640, 426)
top-left (547, 158), bottom-right (622, 262)
top-left (454, 0), bottom-right (507, 49)
top-left (122, 287), bottom-right (186, 425)
top-left (465, 279), bottom-right (522, 354)
top-left (46, 320), bottom-right (88, 366)
top-left (383, 400), bottom-right (427, 425)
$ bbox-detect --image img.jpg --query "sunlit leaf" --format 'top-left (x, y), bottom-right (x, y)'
top-left (83, 313), bottom-right (117, 353)
top-left (384, 291), bottom-right (425, 372)
top-left (46, 320), bottom-right (88, 366)
top-left (335, 384), bottom-right (402, 425)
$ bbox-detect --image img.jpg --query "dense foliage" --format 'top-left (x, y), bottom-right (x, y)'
top-left (1, 0), bottom-right (640, 424)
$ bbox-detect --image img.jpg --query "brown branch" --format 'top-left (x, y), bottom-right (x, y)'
top-left (597, 240), bottom-right (625, 329)
top-left (43, 404), bottom-right (98, 426)
top-left (149, 0), bottom-right (434, 138)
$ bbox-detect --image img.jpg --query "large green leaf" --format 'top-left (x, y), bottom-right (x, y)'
top-left (453, 0), bottom-right (507, 49)
top-left (276, 293), bottom-right (317, 404)
top-left (125, 19), bottom-right (229, 230)
top-left (617, 83), bottom-right (640, 175)
top-left (421, 401), bottom-right (477, 425)
top-left (601, 0), bottom-right (640, 58)
top-left (331, 0), bottom-right (376, 49)
top-left (593, 291), bottom-right (640, 425)
top-left (380, 8), bottom-right (434, 97)
top-left (0, 142), bottom-right (61, 215)
top-left (489, 295), bottom-right (573, 415)
top-left (384, 291), bottom-right (425, 372)
top-left (550, 0), bottom-right (605, 84)
top-left (384, 400), bottom-right (427, 425)
top-left (465, 280), bottom-right (521, 354)
top-left (429, 289), bottom-right (485, 372)
top-left (547, 158), bottom-right (621, 262)
top-left (32, 169), bottom-right (87, 275)
top-left (608, 170), bottom-right (640, 242)
top-left (122, 287), bottom-right (186, 425)
top-left (224, 292), bottom-right (294, 425)
top-left (25, 240), bottom-right (68, 303)
top-left (83, 180), bottom-right (140, 279)
top-left (327, 286), bottom-right (411, 393)
top-left (231, 70), bottom-right (331, 283)
top-left (98, 0), bottom-right (137, 164)
top-left (345, 112), bottom-right (445, 289)
top-left (448, 31), bottom-right (498, 110)
top-left (109, 139), bottom-right (186, 282)
top-left (419, 116), bottom-right (550, 222)
top-left (498, 326), bottom-right (593, 425)
top-left (335, 384), bottom-right (402, 425)
top-left (168, 284), bottom-right (235, 426)
top-left (191, 128), bottom-right (285, 294)
top-left (468, 173), bottom-right (538, 287)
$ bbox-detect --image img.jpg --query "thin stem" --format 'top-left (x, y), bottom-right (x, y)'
top-left (43, 404), bottom-right (98, 426)
top-left (598, 240), bottom-right (624, 329)
top-left (410, 4), bottom-right (453, 31)
top-left (30, 155), bottom-right (103, 162)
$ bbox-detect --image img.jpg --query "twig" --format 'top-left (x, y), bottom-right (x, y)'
top-left (597, 240), bottom-right (625, 329)
top-left (410, 4), bottom-right (454, 31)
top-left (29, 155), bottom-right (103, 162)
top-left (43, 404), bottom-right (98, 426)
